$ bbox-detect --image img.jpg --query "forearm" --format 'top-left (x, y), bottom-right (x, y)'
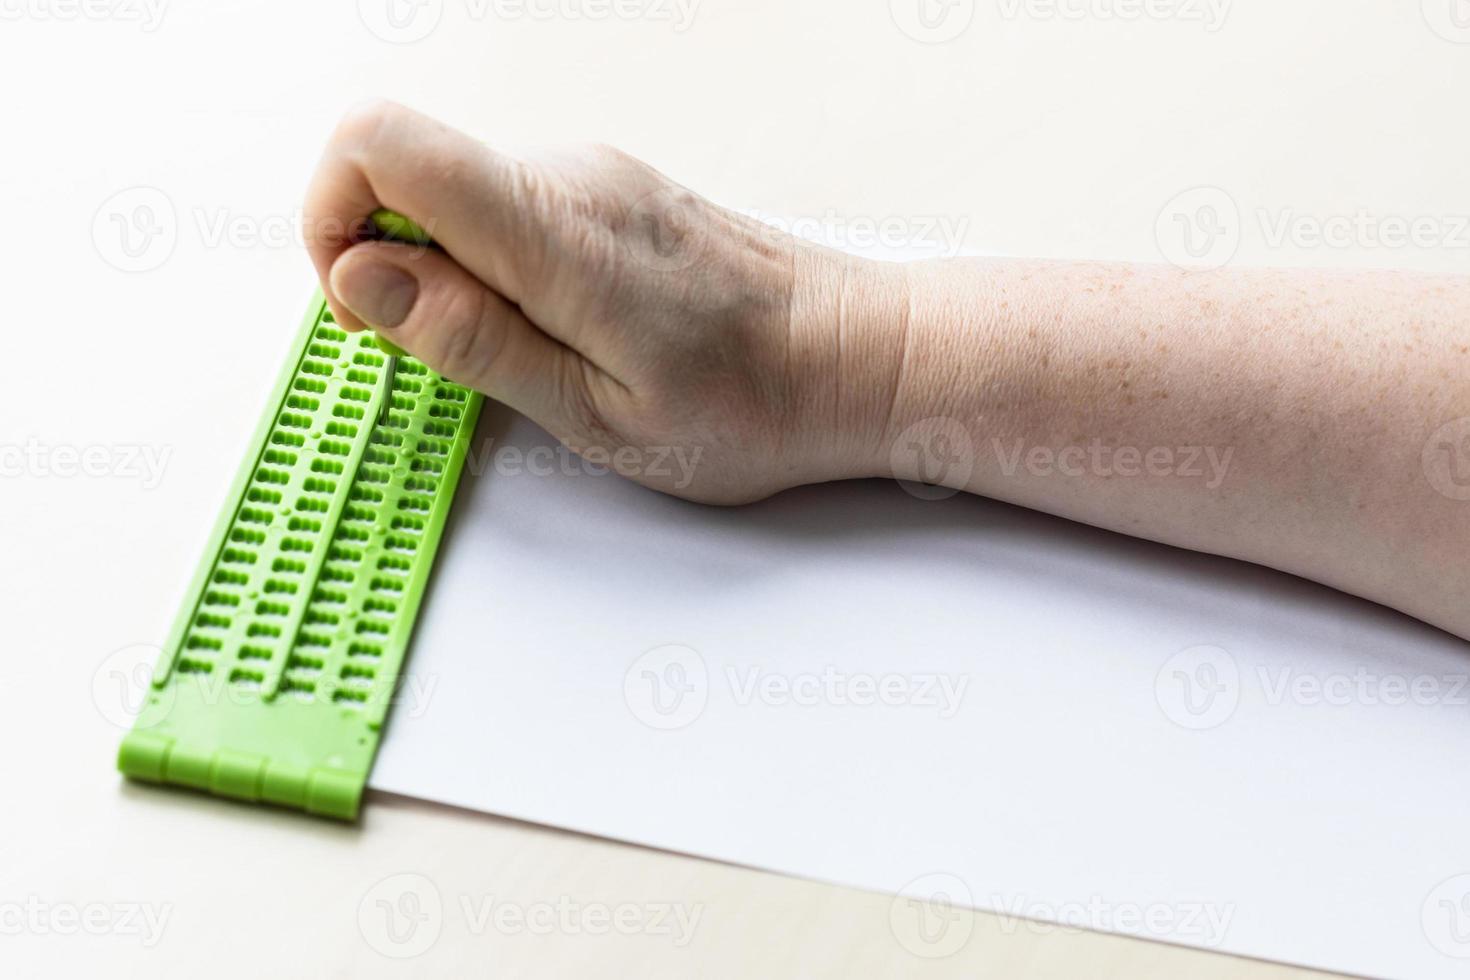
top-left (852, 257), bottom-right (1470, 639)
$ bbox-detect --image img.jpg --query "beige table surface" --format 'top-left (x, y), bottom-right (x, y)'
top-left (3, 0), bottom-right (1465, 976)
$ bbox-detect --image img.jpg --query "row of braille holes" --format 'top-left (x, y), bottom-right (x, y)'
top-left (239, 507), bottom-right (273, 525)
top-left (311, 458), bottom-right (344, 475)
top-left (333, 404), bottom-right (365, 421)
top-left (319, 439), bottom-right (352, 457)
top-left (337, 524), bottom-right (370, 543)
top-left (230, 668), bottom-right (265, 686)
top-left (364, 447), bottom-right (396, 466)
top-left (221, 547), bottom-right (257, 565)
top-left (403, 476), bottom-right (438, 494)
top-left (303, 477), bottom-right (336, 495)
top-left (380, 410), bottom-right (411, 430)
top-left (365, 597), bottom-right (397, 615)
top-left (359, 465), bottom-right (391, 485)
top-left (393, 376), bottom-right (423, 395)
top-left (388, 395), bottom-right (415, 413)
top-left (246, 487), bottom-right (281, 505)
top-left (370, 576), bottom-right (404, 595)
top-left (325, 421), bottom-right (357, 439)
top-left (344, 504), bottom-right (376, 524)
top-left (304, 608), bottom-right (340, 627)
top-left (195, 612), bottom-right (230, 630)
top-left (288, 516), bottom-right (321, 533)
top-left (341, 385), bottom-right (373, 403)
top-left (263, 448), bottom-right (297, 467)
top-left (301, 359), bottom-right (333, 377)
top-left (346, 368), bottom-right (378, 385)
top-left (353, 351), bottom-right (384, 368)
top-left (384, 534), bottom-right (418, 554)
top-left (350, 486), bottom-right (385, 504)
top-left (230, 527), bottom-right (266, 546)
top-left (397, 495), bottom-right (433, 513)
top-left (286, 394), bottom-right (319, 412)
top-left (390, 514), bottom-right (426, 534)
top-left (434, 385), bottom-right (468, 403)
top-left (308, 342), bottom-right (340, 359)
top-left (263, 578), bottom-right (298, 594)
top-left (247, 622), bottom-right (281, 639)
top-left (348, 641), bottom-right (383, 661)
top-left (281, 536), bottom-right (313, 553)
top-left (427, 403), bottom-right (462, 422)
top-left (202, 590), bottom-right (239, 608)
top-left (294, 377), bottom-right (327, 394)
top-left (417, 437), bottom-right (451, 457)
top-left (295, 496), bottom-right (329, 514)
top-left (271, 557), bottom-right (306, 575)
top-left (356, 617), bottom-right (392, 637)
top-left (397, 360), bottom-right (429, 377)
top-left (423, 421), bottom-right (457, 438)
top-left (410, 457), bottom-right (443, 475)
top-left (279, 411), bottom-right (312, 429)
top-left (256, 467), bottom-right (289, 486)
top-left (372, 430), bottom-right (404, 448)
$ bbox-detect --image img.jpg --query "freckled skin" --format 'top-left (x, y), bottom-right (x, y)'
top-left (306, 101), bottom-right (1470, 641)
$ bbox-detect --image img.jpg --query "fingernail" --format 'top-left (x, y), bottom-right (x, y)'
top-left (335, 259), bottom-right (418, 329)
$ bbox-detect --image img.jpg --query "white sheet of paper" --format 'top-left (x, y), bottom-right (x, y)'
top-left (370, 267), bottom-right (1470, 980)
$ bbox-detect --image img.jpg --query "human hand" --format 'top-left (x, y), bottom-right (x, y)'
top-left (305, 101), bottom-right (910, 504)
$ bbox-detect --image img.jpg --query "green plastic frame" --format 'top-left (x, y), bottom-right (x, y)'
top-left (117, 292), bottom-right (483, 819)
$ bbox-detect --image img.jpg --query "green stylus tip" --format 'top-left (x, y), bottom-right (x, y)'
top-left (369, 208), bottom-right (434, 246)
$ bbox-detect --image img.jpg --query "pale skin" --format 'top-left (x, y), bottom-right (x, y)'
top-left (305, 102), bottom-right (1470, 641)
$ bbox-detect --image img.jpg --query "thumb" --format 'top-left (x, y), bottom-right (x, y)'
top-left (329, 240), bottom-right (602, 444)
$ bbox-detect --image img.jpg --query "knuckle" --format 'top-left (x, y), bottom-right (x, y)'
top-left (332, 98), bottom-right (404, 147)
